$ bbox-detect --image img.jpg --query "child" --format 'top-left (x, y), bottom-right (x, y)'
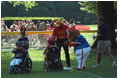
top-left (43, 36), bottom-right (64, 71)
top-left (44, 36), bottom-right (60, 64)
top-left (17, 30), bottom-right (29, 57)
top-left (17, 30), bottom-right (29, 50)
top-left (9, 41), bottom-right (27, 74)
top-left (44, 36), bottom-right (56, 54)
top-left (65, 27), bottom-right (91, 70)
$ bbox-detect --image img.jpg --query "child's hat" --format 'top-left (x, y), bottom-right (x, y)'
top-left (47, 36), bottom-right (55, 43)
top-left (56, 20), bottom-right (62, 27)
top-left (66, 27), bottom-right (75, 34)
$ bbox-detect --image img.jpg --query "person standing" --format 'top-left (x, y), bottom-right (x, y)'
top-left (92, 17), bottom-right (117, 68)
top-left (10, 21), bottom-right (19, 32)
top-left (53, 20), bottom-right (71, 69)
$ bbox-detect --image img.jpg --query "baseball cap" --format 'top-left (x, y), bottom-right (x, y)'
top-left (47, 36), bottom-right (55, 44)
top-left (66, 27), bottom-right (75, 34)
top-left (56, 20), bottom-right (62, 27)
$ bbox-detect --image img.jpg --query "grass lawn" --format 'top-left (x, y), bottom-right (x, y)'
top-left (1, 49), bottom-right (117, 78)
top-left (1, 25), bottom-right (117, 78)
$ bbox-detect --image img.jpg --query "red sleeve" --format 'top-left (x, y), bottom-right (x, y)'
top-left (68, 43), bottom-right (77, 46)
top-left (53, 27), bottom-right (57, 36)
top-left (64, 25), bottom-right (69, 29)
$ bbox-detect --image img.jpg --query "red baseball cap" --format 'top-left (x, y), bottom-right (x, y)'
top-left (47, 36), bottom-right (55, 43)
top-left (67, 27), bottom-right (75, 34)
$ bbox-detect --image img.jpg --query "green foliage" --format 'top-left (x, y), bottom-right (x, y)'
top-left (1, 1), bottom-right (97, 24)
top-left (79, 1), bottom-right (98, 13)
top-left (83, 13), bottom-right (97, 24)
top-left (2, 17), bottom-right (64, 20)
top-left (114, 1), bottom-right (117, 9)
top-left (8, 1), bottom-right (38, 11)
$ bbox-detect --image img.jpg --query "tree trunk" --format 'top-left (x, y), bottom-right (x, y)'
top-left (98, 1), bottom-right (117, 50)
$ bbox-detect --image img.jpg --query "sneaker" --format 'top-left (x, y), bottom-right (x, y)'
top-left (64, 67), bottom-right (72, 70)
top-left (112, 61), bottom-right (117, 68)
top-left (92, 63), bottom-right (100, 67)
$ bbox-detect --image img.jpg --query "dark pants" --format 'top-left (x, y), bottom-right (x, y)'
top-left (57, 39), bottom-right (71, 67)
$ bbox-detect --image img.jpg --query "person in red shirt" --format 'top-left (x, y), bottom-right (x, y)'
top-left (53, 20), bottom-right (71, 69)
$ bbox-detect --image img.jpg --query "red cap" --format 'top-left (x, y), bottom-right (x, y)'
top-left (67, 27), bottom-right (75, 33)
top-left (47, 36), bottom-right (55, 43)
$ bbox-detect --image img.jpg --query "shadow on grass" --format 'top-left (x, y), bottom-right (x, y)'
top-left (1, 51), bottom-right (117, 78)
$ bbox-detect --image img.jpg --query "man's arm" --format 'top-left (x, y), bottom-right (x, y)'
top-left (68, 42), bottom-right (81, 46)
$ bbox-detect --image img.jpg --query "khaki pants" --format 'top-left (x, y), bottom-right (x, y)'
top-left (97, 40), bottom-right (111, 53)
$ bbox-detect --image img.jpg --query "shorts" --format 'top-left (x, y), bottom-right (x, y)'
top-left (97, 40), bottom-right (111, 53)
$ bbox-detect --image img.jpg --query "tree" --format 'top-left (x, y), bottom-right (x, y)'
top-left (79, 1), bottom-right (117, 49)
top-left (98, 1), bottom-right (117, 49)
top-left (6, 1), bottom-right (38, 11)
top-left (78, 1), bottom-right (97, 24)
top-left (1, 1), bottom-right (97, 24)
top-left (83, 13), bottom-right (97, 24)
top-left (78, 1), bottom-right (98, 13)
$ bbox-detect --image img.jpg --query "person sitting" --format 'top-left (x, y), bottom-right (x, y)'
top-left (38, 20), bottom-right (49, 31)
top-left (25, 20), bottom-right (32, 30)
top-left (1, 25), bottom-right (10, 32)
top-left (27, 22), bottom-right (38, 31)
top-left (10, 21), bottom-right (19, 32)
top-left (9, 41), bottom-right (27, 74)
top-left (44, 36), bottom-right (56, 54)
top-left (17, 30), bottom-right (29, 57)
top-left (36, 20), bottom-right (41, 30)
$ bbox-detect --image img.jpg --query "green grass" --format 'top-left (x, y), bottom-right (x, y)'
top-left (2, 17), bottom-right (64, 20)
top-left (81, 24), bottom-right (98, 46)
top-left (1, 49), bottom-right (117, 78)
top-left (1, 25), bottom-right (117, 78)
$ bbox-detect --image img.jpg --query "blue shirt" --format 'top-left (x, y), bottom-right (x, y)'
top-left (74, 35), bottom-right (90, 52)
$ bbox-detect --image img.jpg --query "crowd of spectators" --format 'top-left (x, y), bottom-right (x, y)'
top-left (1, 19), bottom-right (76, 49)
top-left (1, 19), bottom-right (75, 32)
